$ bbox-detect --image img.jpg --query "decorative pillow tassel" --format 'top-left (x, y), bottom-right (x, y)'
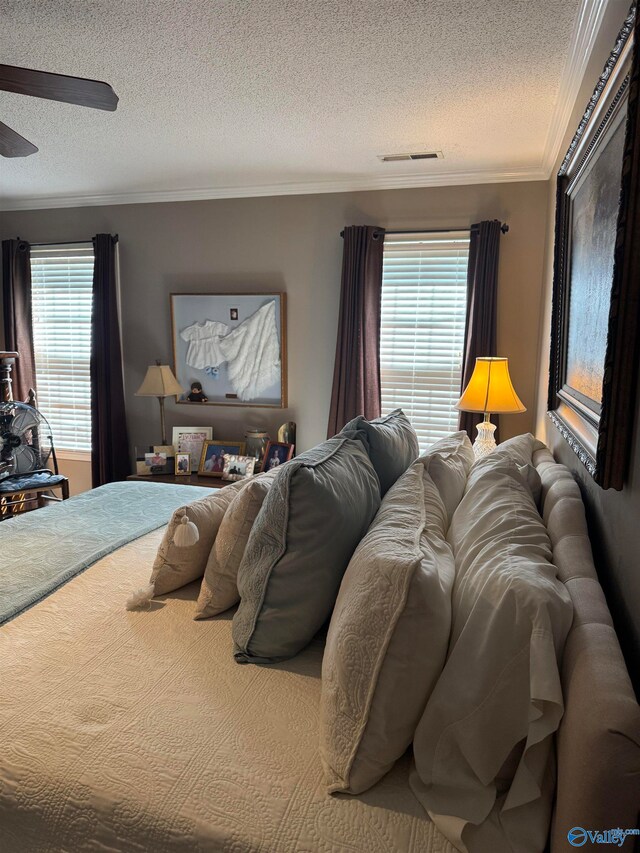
top-left (173, 512), bottom-right (200, 547)
top-left (126, 583), bottom-right (156, 611)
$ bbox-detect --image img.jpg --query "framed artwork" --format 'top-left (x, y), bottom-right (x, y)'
top-left (171, 293), bottom-right (287, 408)
top-left (221, 454), bottom-right (256, 482)
top-left (172, 426), bottom-right (213, 473)
top-left (175, 453), bottom-right (191, 476)
top-left (260, 441), bottom-right (294, 473)
top-left (198, 440), bottom-right (246, 477)
top-left (548, 6), bottom-right (640, 490)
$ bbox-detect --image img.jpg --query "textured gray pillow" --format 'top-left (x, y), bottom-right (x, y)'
top-left (340, 409), bottom-right (419, 495)
top-left (232, 437), bottom-right (381, 663)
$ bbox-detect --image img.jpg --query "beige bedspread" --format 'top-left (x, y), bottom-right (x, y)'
top-left (0, 528), bottom-right (453, 853)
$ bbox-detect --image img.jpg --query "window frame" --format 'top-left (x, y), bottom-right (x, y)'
top-left (380, 230), bottom-right (470, 450)
top-left (30, 242), bottom-right (95, 455)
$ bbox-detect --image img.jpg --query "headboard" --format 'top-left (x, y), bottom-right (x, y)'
top-left (534, 448), bottom-right (640, 850)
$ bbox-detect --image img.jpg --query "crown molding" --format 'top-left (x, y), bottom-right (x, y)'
top-left (0, 0), bottom-right (610, 212)
top-left (541, 0), bottom-right (610, 177)
top-left (0, 165), bottom-right (548, 212)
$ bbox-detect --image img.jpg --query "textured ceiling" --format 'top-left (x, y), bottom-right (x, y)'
top-left (0, 0), bottom-right (583, 207)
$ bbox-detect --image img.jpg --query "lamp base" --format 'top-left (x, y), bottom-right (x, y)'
top-left (473, 415), bottom-right (496, 459)
top-left (159, 395), bottom-right (168, 446)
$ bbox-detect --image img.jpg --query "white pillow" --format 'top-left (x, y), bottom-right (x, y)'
top-left (321, 460), bottom-right (454, 794)
top-left (418, 431), bottom-right (474, 525)
top-left (410, 451), bottom-right (573, 853)
top-left (518, 462), bottom-right (542, 508)
top-left (483, 432), bottom-right (544, 468)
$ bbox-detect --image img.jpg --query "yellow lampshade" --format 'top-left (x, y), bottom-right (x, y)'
top-left (135, 364), bottom-right (184, 398)
top-left (456, 357), bottom-right (526, 414)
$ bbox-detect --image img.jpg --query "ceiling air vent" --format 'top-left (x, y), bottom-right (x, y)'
top-left (378, 150), bottom-right (443, 163)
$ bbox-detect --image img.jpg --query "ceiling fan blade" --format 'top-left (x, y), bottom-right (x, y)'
top-left (0, 64), bottom-right (118, 111)
top-left (0, 120), bottom-right (38, 157)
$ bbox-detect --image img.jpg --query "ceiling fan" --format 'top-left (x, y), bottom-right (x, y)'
top-left (0, 64), bottom-right (118, 158)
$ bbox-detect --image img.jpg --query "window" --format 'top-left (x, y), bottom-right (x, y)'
top-left (30, 244), bottom-right (94, 454)
top-left (380, 231), bottom-right (469, 449)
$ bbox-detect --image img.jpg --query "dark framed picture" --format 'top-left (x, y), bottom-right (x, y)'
top-left (171, 293), bottom-right (287, 408)
top-left (548, 6), bottom-right (640, 490)
top-left (198, 440), bottom-right (246, 478)
top-left (260, 441), bottom-right (294, 473)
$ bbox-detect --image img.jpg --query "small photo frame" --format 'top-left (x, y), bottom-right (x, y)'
top-left (222, 454), bottom-right (256, 482)
top-left (145, 451), bottom-right (167, 467)
top-left (144, 451), bottom-right (167, 474)
top-left (153, 444), bottom-right (175, 459)
top-left (175, 452), bottom-right (191, 476)
top-left (198, 440), bottom-right (247, 477)
top-left (261, 441), bottom-right (294, 473)
top-left (172, 426), bottom-right (213, 472)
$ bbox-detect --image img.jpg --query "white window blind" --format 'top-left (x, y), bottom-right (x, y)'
top-left (31, 244), bottom-right (94, 453)
top-left (380, 231), bottom-right (469, 450)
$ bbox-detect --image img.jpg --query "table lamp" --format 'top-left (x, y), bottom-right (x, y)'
top-left (135, 362), bottom-right (184, 445)
top-left (456, 357), bottom-right (526, 458)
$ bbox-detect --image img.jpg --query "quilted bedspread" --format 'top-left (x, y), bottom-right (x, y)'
top-left (0, 527), bottom-right (454, 853)
top-left (0, 480), bottom-right (214, 626)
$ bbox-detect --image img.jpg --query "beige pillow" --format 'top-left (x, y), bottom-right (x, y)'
top-left (194, 472), bottom-right (276, 619)
top-left (410, 451), bottom-right (573, 853)
top-left (418, 431), bottom-right (474, 525)
top-left (320, 458), bottom-right (454, 794)
top-left (150, 482), bottom-right (244, 595)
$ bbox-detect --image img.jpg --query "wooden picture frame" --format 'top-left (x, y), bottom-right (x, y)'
top-left (260, 441), bottom-right (294, 473)
top-left (175, 453), bottom-right (191, 476)
top-left (198, 440), bottom-right (246, 478)
top-left (171, 293), bottom-right (287, 408)
top-left (171, 426), bottom-right (213, 473)
top-left (548, 6), bottom-right (640, 490)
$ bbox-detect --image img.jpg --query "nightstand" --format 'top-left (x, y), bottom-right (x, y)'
top-left (126, 473), bottom-right (227, 489)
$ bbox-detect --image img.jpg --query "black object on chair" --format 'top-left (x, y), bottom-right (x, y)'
top-left (0, 355), bottom-right (69, 518)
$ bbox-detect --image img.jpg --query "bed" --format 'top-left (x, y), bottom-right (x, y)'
top-left (0, 524), bottom-right (454, 853)
top-left (0, 452), bottom-right (638, 852)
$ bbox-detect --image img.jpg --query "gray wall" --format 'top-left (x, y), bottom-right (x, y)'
top-left (535, 0), bottom-right (640, 692)
top-left (1, 180), bottom-right (548, 454)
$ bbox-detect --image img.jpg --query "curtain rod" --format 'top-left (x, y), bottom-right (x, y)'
top-left (30, 240), bottom-right (93, 247)
top-left (25, 235), bottom-right (120, 247)
top-left (339, 223), bottom-right (509, 238)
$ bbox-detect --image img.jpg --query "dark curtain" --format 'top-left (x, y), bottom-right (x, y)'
top-left (1, 239), bottom-right (36, 402)
top-left (91, 234), bottom-right (129, 486)
top-left (458, 220), bottom-right (502, 440)
top-left (327, 225), bottom-right (385, 437)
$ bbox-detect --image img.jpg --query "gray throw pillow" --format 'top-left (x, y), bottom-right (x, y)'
top-left (232, 437), bottom-right (381, 663)
top-left (340, 409), bottom-right (419, 496)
